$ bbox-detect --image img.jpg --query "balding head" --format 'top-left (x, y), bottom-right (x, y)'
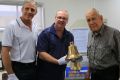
top-left (85, 8), bottom-right (101, 17)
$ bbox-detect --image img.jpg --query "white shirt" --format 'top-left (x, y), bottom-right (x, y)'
top-left (2, 18), bottom-right (37, 63)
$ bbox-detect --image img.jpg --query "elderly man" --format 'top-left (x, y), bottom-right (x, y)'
top-left (85, 8), bottom-right (120, 80)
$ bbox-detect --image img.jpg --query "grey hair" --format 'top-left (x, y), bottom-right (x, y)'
top-left (23, 0), bottom-right (38, 7)
top-left (86, 8), bottom-right (102, 16)
top-left (55, 9), bottom-right (69, 18)
top-left (92, 8), bottom-right (101, 16)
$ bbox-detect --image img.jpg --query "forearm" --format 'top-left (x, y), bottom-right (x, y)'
top-left (1, 47), bottom-right (14, 74)
top-left (38, 52), bottom-right (58, 64)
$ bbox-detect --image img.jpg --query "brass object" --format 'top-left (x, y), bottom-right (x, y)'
top-left (70, 61), bottom-right (81, 70)
top-left (66, 42), bottom-right (82, 70)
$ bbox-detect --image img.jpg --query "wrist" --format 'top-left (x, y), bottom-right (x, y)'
top-left (8, 73), bottom-right (16, 77)
top-left (8, 73), bottom-right (19, 80)
top-left (58, 56), bottom-right (68, 65)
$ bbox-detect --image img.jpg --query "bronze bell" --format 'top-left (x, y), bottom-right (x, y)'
top-left (66, 42), bottom-right (82, 70)
top-left (66, 42), bottom-right (80, 60)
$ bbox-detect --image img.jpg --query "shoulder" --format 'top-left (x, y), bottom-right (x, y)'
top-left (105, 25), bottom-right (120, 33)
top-left (38, 27), bottom-right (51, 38)
top-left (65, 30), bottom-right (74, 41)
top-left (68, 30), bottom-right (73, 35)
top-left (104, 25), bottom-right (120, 38)
top-left (65, 29), bottom-right (73, 36)
top-left (41, 27), bottom-right (51, 35)
top-left (4, 20), bottom-right (17, 32)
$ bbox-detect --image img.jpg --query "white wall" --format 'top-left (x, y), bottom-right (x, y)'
top-left (94, 0), bottom-right (120, 30)
top-left (36, 0), bottom-right (94, 29)
top-left (0, 0), bottom-right (120, 30)
top-left (36, 0), bottom-right (120, 30)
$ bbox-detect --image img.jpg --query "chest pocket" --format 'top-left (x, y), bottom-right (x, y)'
top-left (96, 45), bottom-right (111, 60)
top-left (88, 44), bottom-right (112, 60)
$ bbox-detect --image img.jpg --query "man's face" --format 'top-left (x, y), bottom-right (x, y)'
top-left (21, 2), bottom-right (37, 21)
top-left (86, 11), bottom-right (103, 32)
top-left (54, 11), bottom-right (68, 30)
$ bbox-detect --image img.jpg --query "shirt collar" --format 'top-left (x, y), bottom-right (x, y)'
top-left (49, 23), bottom-right (69, 36)
top-left (16, 17), bottom-right (27, 28)
top-left (16, 17), bottom-right (34, 31)
top-left (92, 24), bottom-right (105, 37)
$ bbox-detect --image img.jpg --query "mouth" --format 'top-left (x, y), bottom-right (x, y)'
top-left (59, 21), bottom-right (65, 25)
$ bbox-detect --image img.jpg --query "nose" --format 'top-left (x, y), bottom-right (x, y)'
top-left (28, 9), bottom-right (32, 13)
top-left (59, 18), bottom-right (65, 22)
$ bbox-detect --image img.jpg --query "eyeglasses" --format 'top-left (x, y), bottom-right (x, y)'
top-left (56, 16), bottom-right (68, 21)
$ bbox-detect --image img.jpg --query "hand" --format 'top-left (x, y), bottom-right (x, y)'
top-left (8, 74), bottom-right (19, 80)
top-left (58, 56), bottom-right (69, 65)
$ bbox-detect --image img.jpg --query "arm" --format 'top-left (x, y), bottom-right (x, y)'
top-left (2, 23), bottom-right (19, 80)
top-left (37, 32), bottom-right (58, 64)
top-left (37, 30), bottom-right (68, 65)
top-left (38, 52), bottom-right (68, 65)
top-left (38, 52), bottom-right (58, 64)
top-left (2, 47), bottom-right (19, 80)
top-left (1, 46), bottom-right (14, 74)
top-left (114, 30), bottom-right (120, 63)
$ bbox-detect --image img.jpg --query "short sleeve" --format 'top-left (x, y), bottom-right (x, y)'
top-left (36, 31), bottom-right (49, 52)
top-left (2, 24), bottom-right (14, 47)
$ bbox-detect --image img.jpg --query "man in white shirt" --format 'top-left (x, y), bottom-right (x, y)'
top-left (1, 0), bottom-right (38, 80)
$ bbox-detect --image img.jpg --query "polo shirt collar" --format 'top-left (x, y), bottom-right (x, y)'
top-left (16, 17), bottom-right (34, 31)
top-left (49, 23), bottom-right (69, 36)
top-left (16, 17), bottom-right (27, 28)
